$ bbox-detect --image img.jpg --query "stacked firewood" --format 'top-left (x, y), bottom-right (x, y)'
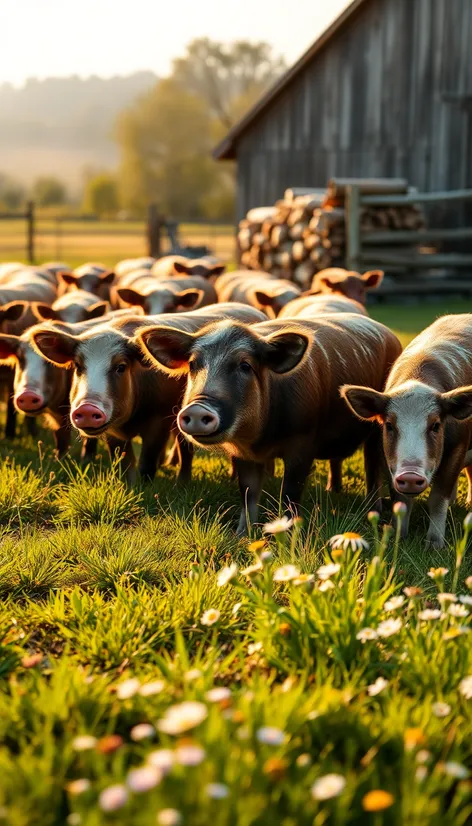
top-left (237, 179), bottom-right (426, 287)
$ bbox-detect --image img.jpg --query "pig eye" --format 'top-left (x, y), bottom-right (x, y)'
top-left (385, 421), bottom-right (395, 433)
top-left (239, 360), bottom-right (252, 374)
top-left (74, 361), bottom-right (83, 375)
top-left (115, 363), bottom-right (127, 375)
top-left (429, 421), bottom-right (441, 434)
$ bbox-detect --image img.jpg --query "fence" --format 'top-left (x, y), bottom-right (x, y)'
top-left (0, 203), bottom-right (235, 268)
top-left (346, 185), bottom-right (472, 295)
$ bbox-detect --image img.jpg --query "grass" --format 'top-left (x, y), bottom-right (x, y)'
top-left (0, 305), bottom-right (471, 824)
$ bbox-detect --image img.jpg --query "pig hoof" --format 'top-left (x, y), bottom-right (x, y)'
top-left (425, 534), bottom-right (445, 550)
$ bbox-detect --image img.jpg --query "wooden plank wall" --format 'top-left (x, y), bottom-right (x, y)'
top-left (235, 0), bottom-right (472, 220)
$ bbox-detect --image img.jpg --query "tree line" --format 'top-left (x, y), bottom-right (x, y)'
top-left (0, 39), bottom-right (285, 222)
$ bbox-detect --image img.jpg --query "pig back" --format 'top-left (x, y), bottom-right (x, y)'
top-left (279, 294), bottom-right (366, 319)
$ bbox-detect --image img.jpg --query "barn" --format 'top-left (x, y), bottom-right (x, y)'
top-left (213, 0), bottom-right (472, 221)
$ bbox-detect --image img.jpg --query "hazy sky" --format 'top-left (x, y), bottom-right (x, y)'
top-left (0, 0), bottom-right (351, 85)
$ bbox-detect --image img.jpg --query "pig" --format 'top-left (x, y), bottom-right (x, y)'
top-left (310, 268), bottom-right (384, 305)
top-left (138, 313), bottom-right (401, 534)
top-left (0, 262), bottom-right (24, 281)
top-left (278, 294), bottom-right (367, 319)
top-left (114, 275), bottom-right (216, 315)
top-left (31, 303), bottom-right (266, 484)
top-left (0, 269), bottom-right (56, 308)
top-left (151, 255), bottom-right (225, 280)
top-left (115, 257), bottom-right (155, 278)
top-left (215, 271), bottom-right (301, 318)
top-left (32, 291), bottom-right (109, 324)
top-left (341, 314), bottom-right (472, 548)
top-left (58, 263), bottom-right (115, 299)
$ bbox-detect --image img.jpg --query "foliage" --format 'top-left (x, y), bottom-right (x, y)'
top-left (82, 172), bottom-right (119, 218)
top-left (0, 172), bottom-right (26, 211)
top-left (32, 175), bottom-right (67, 207)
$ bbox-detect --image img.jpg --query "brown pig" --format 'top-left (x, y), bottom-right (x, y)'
top-left (114, 274), bottom-right (216, 315)
top-left (151, 255), bottom-right (225, 280)
top-left (32, 290), bottom-right (109, 324)
top-left (311, 268), bottom-right (384, 305)
top-left (279, 294), bottom-right (367, 319)
top-left (342, 313), bottom-right (472, 548)
top-left (215, 271), bottom-right (300, 318)
top-left (58, 263), bottom-right (115, 299)
top-left (30, 303), bottom-right (266, 483)
top-left (139, 313), bottom-right (401, 534)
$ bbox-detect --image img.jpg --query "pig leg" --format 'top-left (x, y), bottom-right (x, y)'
top-left (5, 395), bottom-right (16, 440)
top-left (176, 434), bottom-right (194, 483)
top-left (53, 416), bottom-right (71, 459)
top-left (81, 438), bottom-right (97, 463)
top-left (281, 450), bottom-right (316, 517)
top-left (327, 459), bottom-right (342, 493)
top-left (139, 421), bottom-right (171, 481)
top-left (25, 417), bottom-right (38, 439)
top-left (363, 429), bottom-right (384, 513)
top-left (426, 451), bottom-right (465, 548)
top-left (107, 436), bottom-right (136, 484)
top-left (234, 458), bottom-right (265, 536)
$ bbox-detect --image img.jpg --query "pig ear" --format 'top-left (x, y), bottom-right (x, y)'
top-left (31, 330), bottom-right (78, 366)
top-left (173, 260), bottom-right (191, 275)
top-left (0, 334), bottom-right (20, 362)
top-left (32, 302), bottom-right (58, 321)
top-left (440, 386), bottom-right (472, 420)
top-left (115, 288), bottom-right (147, 309)
top-left (253, 290), bottom-right (275, 308)
top-left (341, 385), bottom-right (389, 420)
top-left (100, 270), bottom-right (115, 285)
top-left (362, 270), bottom-right (384, 289)
top-left (175, 288), bottom-right (203, 310)
top-left (86, 302), bottom-right (109, 320)
top-left (263, 330), bottom-right (309, 374)
top-left (211, 264), bottom-right (225, 277)
top-left (59, 272), bottom-right (78, 287)
top-left (0, 301), bottom-right (27, 322)
top-left (137, 326), bottom-right (195, 373)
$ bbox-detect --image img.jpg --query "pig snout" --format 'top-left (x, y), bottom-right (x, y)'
top-left (394, 470), bottom-right (428, 495)
top-left (71, 402), bottom-right (108, 431)
top-left (16, 390), bottom-right (44, 413)
top-left (178, 403), bottom-right (220, 438)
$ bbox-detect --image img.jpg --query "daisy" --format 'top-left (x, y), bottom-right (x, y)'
top-left (130, 723), bottom-right (155, 741)
top-left (437, 593), bottom-right (457, 604)
top-left (71, 735), bottom-right (97, 752)
top-left (273, 565), bottom-right (300, 582)
top-left (293, 573), bottom-right (315, 587)
top-left (147, 749), bottom-right (174, 774)
top-left (184, 668), bottom-right (202, 682)
top-left (67, 815), bottom-right (81, 826)
top-left (241, 562), bottom-right (263, 577)
top-left (317, 563), bottom-right (341, 581)
top-left (66, 779), bottom-right (91, 796)
top-left (418, 609), bottom-right (442, 621)
top-left (383, 596), bottom-right (405, 612)
top-left (217, 564), bottom-right (238, 587)
top-left (377, 618), bottom-right (402, 637)
top-left (311, 774), bottom-right (346, 800)
top-left (367, 677), bottom-right (388, 696)
top-left (99, 785), bottom-right (128, 812)
top-left (127, 765), bottom-right (162, 792)
top-left (356, 628), bottom-right (378, 642)
top-left (442, 762), bottom-right (469, 779)
top-left (432, 702), bottom-right (451, 718)
top-left (427, 568), bottom-right (449, 580)
top-left (139, 680), bottom-right (165, 696)
top-left (206, 783), bottom-right (229, 799)
top-left (449, 604), bottom-right (469, 617)
top-left (329, 532), bottom-right (368, 552)
top-left (260, 550), bottom-right (273, 562)
top-left (248, 641), bottom-right (263, 655)
top-left (201, 609), bottom-right (221, 626)
top-left (319, 579), bottom-right (335, 592)
top-left (116, 678), bottom-right (141, 700)
top-left (404, 586), bottom-right (423, 598)
top-left (465, 576), bottom-right (472, 590)
top-left (459, 594), bottom-right (472, 605)
top-left (459, 675), bottom-right (472, 699)
top-left (157, 701), bottom-right (208, 735)
top-left (232, 602), bottom-right (242, 616)
top-left (256, 727), bottom-right (285, 745)
top-left (206, 687), bottom-right (231, 703)
top-left (157, 810), bottom-right (182, 826)
top-left (263, 516), bottom-right (294, 534)
top-left (175, 744), bottom-right (206, 766)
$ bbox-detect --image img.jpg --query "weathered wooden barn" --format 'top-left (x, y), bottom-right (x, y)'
top-left (214, 0), bottom-right (472, 220)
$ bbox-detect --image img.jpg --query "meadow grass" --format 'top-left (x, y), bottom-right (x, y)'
top-left (0, 305), bottom-right (471, 824)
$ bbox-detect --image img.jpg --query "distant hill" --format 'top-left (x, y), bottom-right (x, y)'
top-left (0, 73), bottom-right (158, 192)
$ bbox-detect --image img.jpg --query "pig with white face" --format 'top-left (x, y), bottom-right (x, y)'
top-left (139, 313), bottom-right (401, 534)
top-left (31, 303), bottom-right (265, 483)
top-left (58, 264), bottom-right (115, 299)
top-left (114, 275), bottom-right (216, 315)
top-left (342, 314), bottom-right (472, 547)
top-left (32, 290), bottom-right (109, 325)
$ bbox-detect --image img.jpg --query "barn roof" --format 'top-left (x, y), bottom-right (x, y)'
top-left (213, 0), bottom-right (369, 160)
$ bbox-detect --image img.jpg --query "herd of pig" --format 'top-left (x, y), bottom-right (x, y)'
top-left (1, 254), bottom-right (472, 549)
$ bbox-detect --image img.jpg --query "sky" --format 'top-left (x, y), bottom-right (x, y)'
top-left (0, 0), bottom-right (351, 86)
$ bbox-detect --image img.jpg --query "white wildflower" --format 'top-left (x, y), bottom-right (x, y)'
top-left (356, 628), bottom-right (378, 642)
top-left (67, 779), bottom-right (91, 795)
top-left (256, 727), bottom-right (285, 746)
top-left (384, 596), bottom-right (405, 612)
top-left (437, 593), bottom-right (457, 603)
top-left (72, 735), bottom-right (97, 752)
top-left (418, 609), bottom-right (442, 621)
top-left (273, 564), bottom-right (300, 582)
top-left (367, 677), bottom-right (388, 696)
top-left (139, 680), bottom-right (165, 696)
top-left (442, 762), bottom-right (469, 779)
top-left (184, 669), bottom-right (202, 682)
top-left (175, 744), bottom-right (206, 766)
top-left (432, 702), bottom-right (451, 718)
top-left (329, 532), bottom-right (368, 552)
top-left (200, 609), bottom-right (220, 626)
top-left (377, 618), bottom-right (402, 637)
top-left (459, 594), bottom-right (472, 605)
top-left (116, 678), bottom-right (141, 700)
top-left (206, 687), bottom-right (231, 703)
top-left (157, 701), bottom-right (208, 735)
top-left (449, 604), bottom-right (469, 618)
top-left (311, 774), bottom-right (346, 800)
top-left (317, 563), bottom-right (341, 581)
top-left (130, 723), bottom-right (155, 741)
top-left (156, 810), bottom-right (182, 826)
top-left (248, 641), bottom-right (263, 655)
top-left (459, 675), bottom-right (472, 699)
top-left (217, 564), bottom-right (238, 587)
top-left (127, 765), bottom-right (162, 793)
top-left (99, 785), bottom-right (128, 812)
top-left (263, 516), bottom-right (294, 534)
top-left (206, 783), bottom-right (229, 799)
top-left (232, 602), bottom-right (242, 616)
top-left (319, 579), bottom-right (335, 592)
top-left (147, 749), bottom-right (174, 774)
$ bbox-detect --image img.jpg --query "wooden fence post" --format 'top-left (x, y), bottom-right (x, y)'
top-left (147, 204), bottom-right (163, 258)
top-left (26, 200), bottom-right (35, 264)
top-left (346, 184), bottom-right (361, 271)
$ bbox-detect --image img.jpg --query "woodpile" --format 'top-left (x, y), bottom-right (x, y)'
top-left (237, 179), bottom-right (426, 288)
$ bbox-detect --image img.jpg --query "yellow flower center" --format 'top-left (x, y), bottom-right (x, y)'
top-left (343, 532), bottom-right (361, 539)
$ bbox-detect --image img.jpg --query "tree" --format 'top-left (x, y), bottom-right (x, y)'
top-left (117, 78), bottom-right (219, 218)
top-left (172, 38), bottom-right (286, 130)
top-left (32, 176), bottom-right (67, 207)
top-left (0, 173), bottom-right (25, 210)
top-left (83, 173), bottom-right (119, 218)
